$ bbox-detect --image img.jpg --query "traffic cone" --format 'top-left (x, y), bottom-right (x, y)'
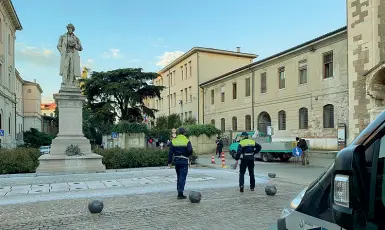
top-left (211, 155), bottom-right (216, 164)
top-left (221, 152), bottom-right (227, 168)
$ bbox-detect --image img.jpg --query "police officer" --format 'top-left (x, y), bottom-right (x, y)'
top-left (168, 127), bottom-right (193, 199)
top-left (234, 132), bottom-right (262, 192)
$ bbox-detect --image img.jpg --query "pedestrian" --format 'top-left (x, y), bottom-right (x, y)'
top-left (215, 136), bottom-right (223, 158)
top-left (168, 127), bottom-right (193, 199)
top-left (234, 132), bottom-right (262, 192)
top-left (296, 137), bottom-right (309, 165)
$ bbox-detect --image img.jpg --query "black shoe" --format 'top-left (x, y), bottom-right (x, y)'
top-left (250, 188), bottom-right (255, 191)
top-left (240, 186), bottom-right (244, 193)
top-left (177, 194), bottom-right (187, 199)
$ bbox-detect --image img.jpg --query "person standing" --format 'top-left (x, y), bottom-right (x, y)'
top-left (234, 132), bottom-right (262, 192)
top-left (215, 136), bottom-right (223, 158)
top-left (296, 137), bottom-right (309, 165)
top-left (168, 127), bottom-right (193, 199)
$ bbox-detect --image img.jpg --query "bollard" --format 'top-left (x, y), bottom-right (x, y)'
top-left (221, 152), bottom-right (227, 168)
top-left (211, 155), bottom-right (216, 164)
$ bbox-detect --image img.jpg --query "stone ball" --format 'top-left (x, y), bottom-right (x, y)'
top-left (88, 200), bottom-right (104, 213)
top-left (189, 191), bottom-right (202, 203)
top-left (265, 185), bottom-right (277, 196)
top-left (268, 173), bottom-right (276, 178)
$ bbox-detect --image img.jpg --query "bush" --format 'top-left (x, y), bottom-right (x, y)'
top-left (23, 128), bottom-right (54, 148)
top-left (183, 124), bottom-right (221, 137)
top-left (111, 121), bottom-right (148, 134)
top-left (95, 147), bottom-right (199, 169)
top-left (0, 148), bottom-right (40, 174)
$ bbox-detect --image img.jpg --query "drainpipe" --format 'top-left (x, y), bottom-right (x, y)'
top-left (197, 52), bottom-right (201, 123)
top-left (247, 67), bottom-right (255, 130)
top-left (14, 94), bottom-right (16, 145)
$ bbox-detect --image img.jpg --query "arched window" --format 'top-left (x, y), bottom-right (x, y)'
top-left (299, 107), bottom-right (308, 129)
top-left (221, 118), bottom-right (225, 132)
top-left (245, 115), bottom-right (251, 130)
top-left (8, 114), bottom-right (11, 135)
top-left (278, 110), bottom-right (286, 130)
top-left (211, 119), bottom-right (215, 125)
top-left (232, 116), bottom-right (237, 130)
top-left (323, 104), bottom-right (334, 128)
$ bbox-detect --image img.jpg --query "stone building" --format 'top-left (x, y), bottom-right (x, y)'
top-left (200, 27), bottom-right (348, 150)
top-left (23, 80), bottom-right (43, 131)
top-left (151, 47), bottom-right (257, 123)
top-left (0, 0), bottom-right (22, 147)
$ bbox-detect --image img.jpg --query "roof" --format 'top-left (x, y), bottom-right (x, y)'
top-left (3, 0), bottom-right (22, 30)
top-left (199, 26), bottom-right (347, 87)
top-left (41, 103), bottom-right (57, 110)
top-left (23, 80), bottom-right (43, 93)
top-left (158, 47), bottom-right (257, 74)
top-left (15, 69), bottom-right (23, 83)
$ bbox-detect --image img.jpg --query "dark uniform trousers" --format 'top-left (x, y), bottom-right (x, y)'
top-left (239, 159), bottom-right (255, 189)
top-left (174, 157), bottom-right (189, 193)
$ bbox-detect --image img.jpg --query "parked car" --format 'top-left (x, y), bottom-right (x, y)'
top-left (39, 146), bottom-right (50, 154)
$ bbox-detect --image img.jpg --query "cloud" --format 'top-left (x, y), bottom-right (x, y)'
top-left (80, 58), bottom-right (95, 70)
top-left (102, 48), bottom-right (122, 59)
top-left (15, 43), bottom-right (59, 67)
top-left (155, 51), bottom-right (184, 68)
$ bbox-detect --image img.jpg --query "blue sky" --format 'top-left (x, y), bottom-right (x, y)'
top-left (13, 0), bottom-right (346, 102)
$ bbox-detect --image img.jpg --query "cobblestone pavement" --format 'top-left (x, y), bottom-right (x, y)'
top-left (0, 180), bottom-right (299, 230)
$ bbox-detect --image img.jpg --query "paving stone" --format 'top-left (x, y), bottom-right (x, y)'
top-left (117, 179), bottom-right (140, 187)
top-left (50, 183), bottom-right (70, 192)
top-left (29, 188), bottom-right (50, 194)
top-left (68, 182), bottom-right (88, 191)
top-left (85, 181), bottom-right (107, 190)
top-left (101, 180), bottom-right (123, 188)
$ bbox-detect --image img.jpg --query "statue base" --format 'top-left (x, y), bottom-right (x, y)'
top-left (36, 88), bottom-right (106, 173)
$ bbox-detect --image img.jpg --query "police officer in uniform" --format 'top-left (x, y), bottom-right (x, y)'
top-left (168, 127), bottom-right (193, 199)
top-left (234, 132), bottom-right (262, 192)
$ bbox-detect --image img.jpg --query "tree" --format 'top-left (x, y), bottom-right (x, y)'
top-left (23, 128), bottom-right (54, 148)
top-left (83, 68), bottom-right (165, 122)
top-left (154, 114), bottom-right (182, 130)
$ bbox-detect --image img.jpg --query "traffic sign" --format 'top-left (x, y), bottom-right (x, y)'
top-left (111, 132), bottom-right (118, 139)
top-left (172, 133), bottom-right (176, 138)
top-left (171, 128), bottom-right (176, 133)
top-left (0, 129), bottom-right (3, 136)
top-left (292, 147), bottom-right (303, 157)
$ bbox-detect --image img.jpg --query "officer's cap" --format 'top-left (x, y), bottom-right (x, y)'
top-left (178, 127), bottom-right (186, 135)
top-left (240, 132), bottom-right (248, 137)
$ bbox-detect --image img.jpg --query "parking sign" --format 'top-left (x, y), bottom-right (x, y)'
top-left (0, 129), bottom-right (4, 136)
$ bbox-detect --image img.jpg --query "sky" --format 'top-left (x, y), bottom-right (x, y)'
top-left (12, 0), bottom-right (347, 103)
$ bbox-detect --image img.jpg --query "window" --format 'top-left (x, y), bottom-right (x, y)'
top-left (323, 104), bottom-right (334, 128)
top-left (189, 86), bottom-right (192, 102)
top-left (221, 118), bottom-right (225, 132)
top-left (299, 60), bottom-right (307, 84)
top-left (211, 89), bottom-right (214, 104)
top-left (232, 117), bottom-right (237, 130)
top-left (278, 67), bottom-right (285, 89)
top-left (173, 93), bottom-right (176, 107)
top-left (8, 114), bottom-right (11, 135)
top-left (245, 78), bottom-right (251, 97)
top-left (261, 72), bottom-right (267, 93)
top-left (299, 107), bottom-right (308, 129)
top-left (8, 73), bottom-right (11, 89)
top-left (8, 34), bottom-right (11, 54)
top-left (169, 73), bottom-right (172, 86)
top-left (184, 112), bottom-right (187, 119)
top-left (323, 52), bottom-right (333, 79)
top-left (181, 66), bottom-right (183, 81)
top-left (245, 115), bottom-right (251, 130)
top-left (221, 86), bottom-right (225, 102)
top-left (189, 61), bottom-right (192, 77)
top-left (173, 70), bottom-right (176, 85)
top-left (180, 90), bottom-right (183, 103)
top-left (170, 95), bottom-right (173, 108)
top-left (189, 111), bottom-right (192, 118)
top-left (278, 110), bottom-right (286, 130)
top-left (181, 113), bottom-right (184, 121)
top-left (211, 119), bottom-right (215, 125)
top-left (232, 83), bottom-right (237, 99)
top-left (184, 88), bottom-right (187, 102)
top-left (185, 64), bottom-right (187, 79)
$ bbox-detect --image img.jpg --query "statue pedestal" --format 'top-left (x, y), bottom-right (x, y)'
top-left (36, 88), bottom-right (106, 173)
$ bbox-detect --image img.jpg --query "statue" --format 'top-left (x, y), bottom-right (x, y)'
top-left (57, 23), bottom-right (83, 88)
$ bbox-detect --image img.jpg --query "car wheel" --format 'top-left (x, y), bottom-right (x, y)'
top-left (262, 153), bottom-right (269, 162)
top-left (231, 150), bottom-right (236, 159)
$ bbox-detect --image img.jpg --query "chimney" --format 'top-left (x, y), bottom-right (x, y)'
top-left (236, 47), bottom-right (240, 53)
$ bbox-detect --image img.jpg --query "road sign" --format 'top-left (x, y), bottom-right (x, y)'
top-left (111, 132), bottom-right (118, 139)
top-left (292, 147), bottom-right (303, 157)
top-left (172, 133), bottom-right (176, 138)
top-left (171, 128), bottom-right (176, 133)
top-left (0, 129), bottom-right (4, 136)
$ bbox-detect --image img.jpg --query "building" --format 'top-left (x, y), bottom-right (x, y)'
top-left (40, 102), bottom-right (58, 135)
top-left (23, 80), bottom-right (43, 131)
top-left (0, 0), bottom-right (22, 147)
top-left (15, 69), bottom-right (23, 135)
top-left (151, 47), bottom-right (257, 123)
top-left (41, 102), bottom-right (56, 117)
top-left (346, 0), bottom-right (385, 143)
top-left (200, 27), bottom-right (348, 150)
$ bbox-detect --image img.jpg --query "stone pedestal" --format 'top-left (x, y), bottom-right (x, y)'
top-left (36, 87), bottom-right (106, 173)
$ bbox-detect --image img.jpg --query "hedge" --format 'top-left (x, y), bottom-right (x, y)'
top-left (183, 124), bottom-right (221, 137)
top-left (0, 148), bottom-right (40, 174)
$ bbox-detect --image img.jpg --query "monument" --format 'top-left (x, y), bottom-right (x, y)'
top-left (36, 24), bottom-right (106, 173)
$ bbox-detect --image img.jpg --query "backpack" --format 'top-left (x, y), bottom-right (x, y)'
top-left (298, 139), bottom-right (308, 151)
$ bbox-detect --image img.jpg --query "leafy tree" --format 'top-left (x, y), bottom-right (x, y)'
top-left (183, 117), bottom-right (197, 125)
top-left (23, 128), bottom-right (54, 148)
top-left (154, 114), bottom-right (182, 130)
top-left (82, 68), bottom-right (165, 122)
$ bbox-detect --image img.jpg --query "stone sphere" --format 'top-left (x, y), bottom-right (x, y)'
top-left (189, 191), bottom-right (202, 203)
top-left (88, 200), bottom-right (104, 213)
top-left (265, 185), bottom-right (277, 196)
top-left (268, 173), bottom-right (276, 178)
